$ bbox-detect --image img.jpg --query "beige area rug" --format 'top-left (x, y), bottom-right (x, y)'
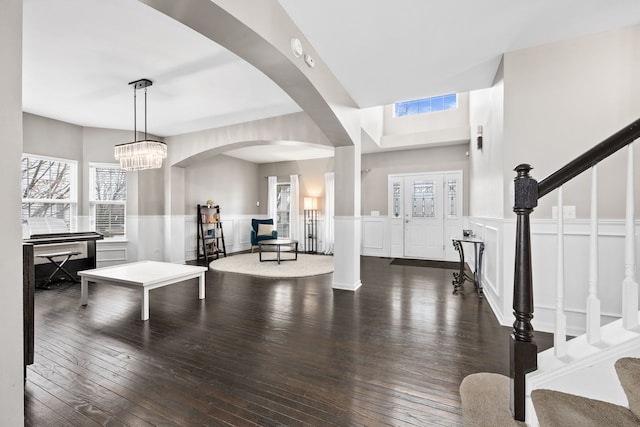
top-left (209, 253), bottom-right (333, 278)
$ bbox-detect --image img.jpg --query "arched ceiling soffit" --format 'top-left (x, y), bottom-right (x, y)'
top-left (174, 139), bottom-right (333, 168)
top-left (167, 111), bottom-right (332, 166)
top-left (137, 0), bottom-right (360, 148)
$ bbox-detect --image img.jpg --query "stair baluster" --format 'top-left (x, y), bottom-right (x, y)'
top-left (623, 144), bottom-right (638, 329)
top-left (507, 118), bottom-right (640, 422)
top-left (587, 165), bottom-right (601, 344)
top-left (510, 164), bottom-right (539, 421)
top-left (554, 187), bottom-right (567, 359)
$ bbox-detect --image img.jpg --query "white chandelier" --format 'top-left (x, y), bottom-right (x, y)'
top-left (114, 78), bottom-right (167, 171)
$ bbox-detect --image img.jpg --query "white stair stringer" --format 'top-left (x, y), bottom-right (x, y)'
top-left (524, 312), bottom-right (640, 426)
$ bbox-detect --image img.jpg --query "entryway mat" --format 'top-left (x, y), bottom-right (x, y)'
top-left (390, 258), bottom-right (459, 270)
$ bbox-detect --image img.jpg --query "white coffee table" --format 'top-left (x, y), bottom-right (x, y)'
top-left (78, 261), bottom-right (208, 321)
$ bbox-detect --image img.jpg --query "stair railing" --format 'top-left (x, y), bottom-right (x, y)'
top-left (510, 117), bottom-right (640, 421)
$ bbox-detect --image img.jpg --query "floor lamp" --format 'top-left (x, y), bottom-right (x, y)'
top-left (304, 197), bottom-right (318, 254)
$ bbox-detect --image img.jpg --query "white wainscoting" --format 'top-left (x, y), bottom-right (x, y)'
top-left (469, 217), bottom-right (640, 336)
top-left (185, 214), bottom-right (257, 261)
top-left (96, 240), bottom-right (128, 268)
top-left (361, 216), bottom-right (389, 257)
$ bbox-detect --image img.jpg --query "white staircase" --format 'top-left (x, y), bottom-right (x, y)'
top-left (526, 316), bottom-right (640, 425)
top-left (524, 146), bottom-right (640, 425)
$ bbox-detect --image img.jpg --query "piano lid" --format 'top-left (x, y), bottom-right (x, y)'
top-left (24, 231), bottom-right (104, 245)
top-left (24, 218), bottom-right (103, 244)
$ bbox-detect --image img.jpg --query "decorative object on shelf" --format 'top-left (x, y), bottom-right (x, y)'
top-left (114, 78), bottom-right (167, 171)
top-left (304, 197), bottom-right (318, 254)
top-left (197, 204), bottom-right (226, 264)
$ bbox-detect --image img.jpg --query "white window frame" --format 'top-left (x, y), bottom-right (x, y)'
top-left (394, 93), bottom-right (458, 117)
top-left (89, 162), bottom-right (127, 239)
top-left (21, 153), bottom-right (78, 231)
top-left (276, 182), bottom-right (291, 238)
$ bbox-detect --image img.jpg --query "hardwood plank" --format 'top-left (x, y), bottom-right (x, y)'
top-left (25, 256), bottom-right (553, 426)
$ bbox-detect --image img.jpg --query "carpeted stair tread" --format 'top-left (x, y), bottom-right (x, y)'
top-left (460, 373), bottom-right (525, 427)
top-left (532, 389), bottom-right (640, 427)
top-left (616, 357), bottom-right (640, 419)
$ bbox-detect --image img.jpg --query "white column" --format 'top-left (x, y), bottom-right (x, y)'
top-left (333, 216), bottom-right (362, 291)
top-left (333, 144), bottom-right (362, 291)
top-left (623, 144), bottom-right (638, 329)
top-left (0, 0), bottom-right (25, 422)
top-left (554, 187), bottom-right (567, 358)
top-left (586, 165), bottom-right (601, 344)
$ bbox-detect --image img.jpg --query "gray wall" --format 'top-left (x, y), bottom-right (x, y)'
top-left (502, 24), bottom-right (640, 219)
top-left (361, 145), bottom-right (470, 216)
top-left (22, 114), bottom-right (168, 217)
top-left (258, 157), bottom-right (335, 214)
top-left (253, 146), bottom-right (470, 218)
top-left (184, 154), bottom-right (260, 216)
top-left (1, 0), bottom-right (24, 422)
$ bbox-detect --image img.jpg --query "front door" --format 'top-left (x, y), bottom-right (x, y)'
top-left (404, 175), bottom-right (444, 259)
top-left (389, 171), bottom-right (462, 260)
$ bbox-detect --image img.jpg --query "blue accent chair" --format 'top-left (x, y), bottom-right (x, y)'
top-left (251, 218), bottom-right (278, 251)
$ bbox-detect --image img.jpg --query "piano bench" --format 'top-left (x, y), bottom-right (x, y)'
top-left (36, 251), bottom-right (82, 289)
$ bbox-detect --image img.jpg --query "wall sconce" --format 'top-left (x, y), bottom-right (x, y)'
top-left (303, 197), bottom-right (318, 253)
top-left (477, 125), bottom-right (483, 150)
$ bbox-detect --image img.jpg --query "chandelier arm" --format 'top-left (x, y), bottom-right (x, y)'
top-left (133, 85), bottom-right (137, 142)
top-left (144, 87), bottom-right (148, 140)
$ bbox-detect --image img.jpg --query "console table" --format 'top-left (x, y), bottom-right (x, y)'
top-left (451, 236), bottom-right (485, 297)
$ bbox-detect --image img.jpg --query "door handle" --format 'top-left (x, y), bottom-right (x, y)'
top-left (405, 219), bottom-right (409, 223)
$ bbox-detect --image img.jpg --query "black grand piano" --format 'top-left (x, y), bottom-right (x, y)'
top-left (23, 230), bottom-right (103, 374)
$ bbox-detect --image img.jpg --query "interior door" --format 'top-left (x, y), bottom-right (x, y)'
top-left (403, 174), bottom-right (444, 259)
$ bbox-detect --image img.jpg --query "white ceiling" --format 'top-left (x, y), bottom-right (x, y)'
top-left (22, 0), bottom-right (640, 163)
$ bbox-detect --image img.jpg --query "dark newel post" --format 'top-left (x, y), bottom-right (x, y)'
top-left (510, 164), bottom-right (539, 421)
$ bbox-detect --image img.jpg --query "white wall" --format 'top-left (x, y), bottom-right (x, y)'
top-left (382, 92), bottom-right (470, 150)
top-left (467, 24), bottom-right (640, 340)
top-left (1, 0), bottom-right (24, 423)
top-left (469, 59), bottom-right (505, 219)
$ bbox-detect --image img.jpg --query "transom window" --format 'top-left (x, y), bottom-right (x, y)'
top-left (89, 163), bottom-right (127, 238)
top-left (21, 154), bottom-right (77, 230)
top-left (394, 93), bottom-right (457, 117)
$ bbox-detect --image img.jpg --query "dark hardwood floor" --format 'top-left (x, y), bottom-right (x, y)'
top-left (25, 256), bottom-right (552, 426)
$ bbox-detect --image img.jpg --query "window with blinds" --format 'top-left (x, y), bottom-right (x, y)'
top-left (90, 163), bottom-right (126, 238)
top-left (21, 154), bottom-right (78, 230)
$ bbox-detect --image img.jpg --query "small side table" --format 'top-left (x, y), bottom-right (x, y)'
top-left (451, 237), bottom-right (485, 297)
top-left (258, 239), bottom-right (299, 264)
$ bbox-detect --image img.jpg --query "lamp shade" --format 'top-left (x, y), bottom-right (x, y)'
top-left (304, 197), bottom-right (318, 210)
